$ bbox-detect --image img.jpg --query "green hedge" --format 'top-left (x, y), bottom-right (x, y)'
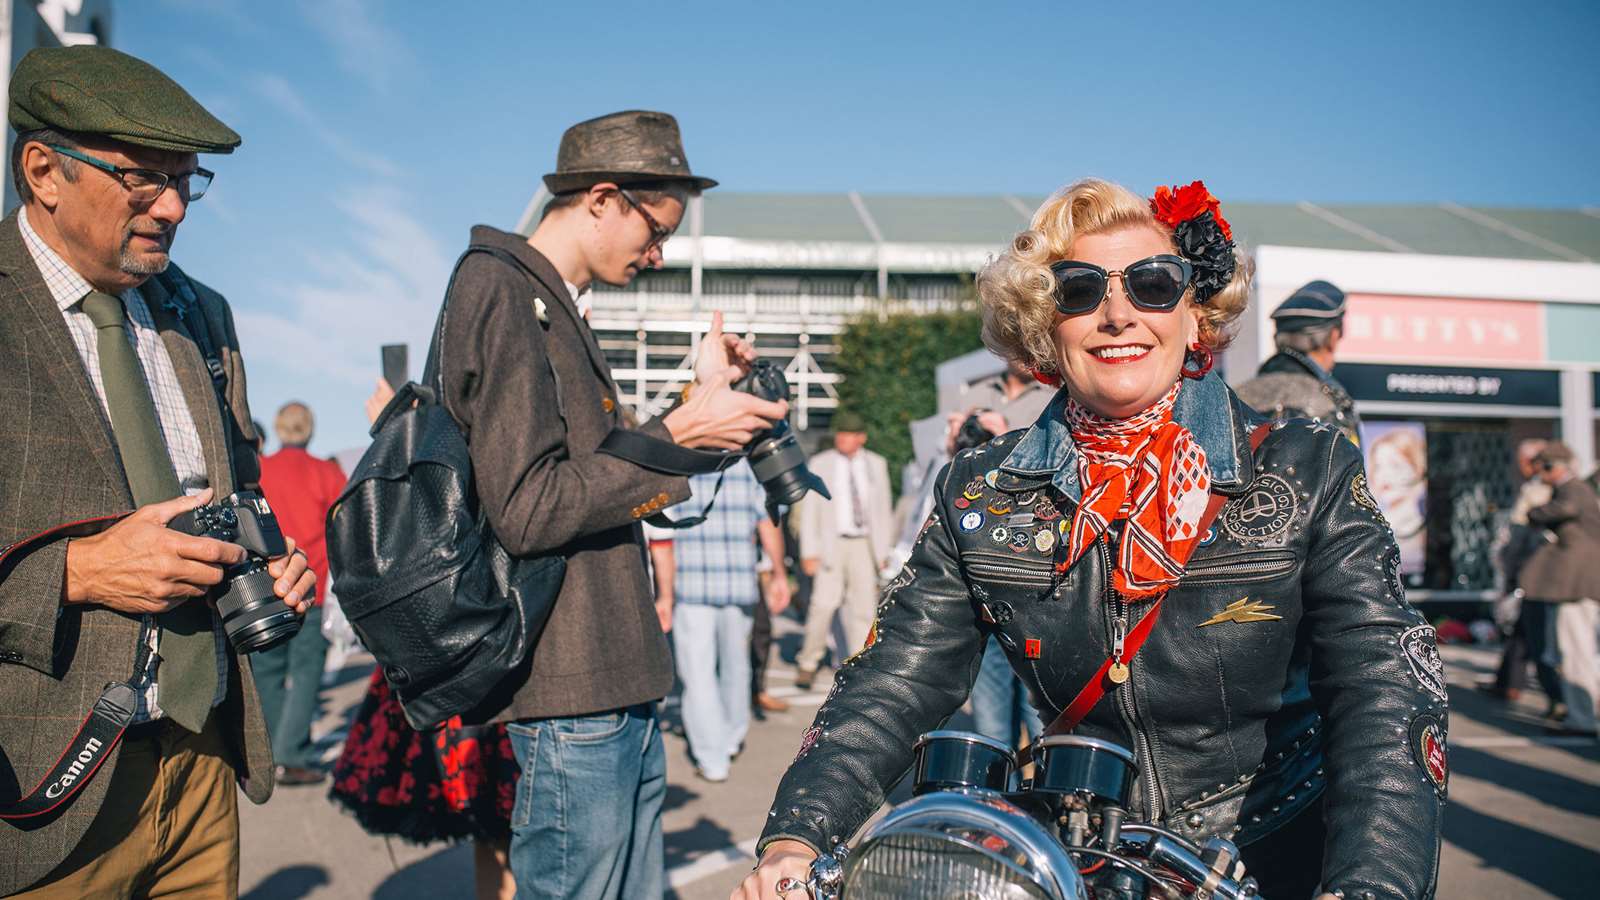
top-left (833, 303), bottom-right (985, 495)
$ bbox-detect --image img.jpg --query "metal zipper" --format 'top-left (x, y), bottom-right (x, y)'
top-left (964, 561), bottom-right (1056, 586)
top-left (1099, 536), bottom-right (1163, 821)
top-left (1180, 551), bottom-right (1296, 586)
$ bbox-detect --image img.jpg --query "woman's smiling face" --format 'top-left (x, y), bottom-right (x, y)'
top-left (1050, 225), bottom-right (1201, 418)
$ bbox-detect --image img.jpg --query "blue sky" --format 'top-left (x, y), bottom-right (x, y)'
top-left (118, 0), bottom-right (1600, 455)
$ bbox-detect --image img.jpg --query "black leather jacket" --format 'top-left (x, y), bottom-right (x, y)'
top-left (759, 373), bottom-right (1445, 900)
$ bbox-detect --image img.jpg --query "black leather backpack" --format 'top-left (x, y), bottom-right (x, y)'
top-left (326, 245), bottom-right (564, 730)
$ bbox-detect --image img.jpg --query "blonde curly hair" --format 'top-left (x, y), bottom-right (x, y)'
top-left (978, 178), bottom-right (1251, 378)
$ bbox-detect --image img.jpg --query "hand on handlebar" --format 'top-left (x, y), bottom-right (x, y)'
top-left (732, 840), bottom-right (816, 899)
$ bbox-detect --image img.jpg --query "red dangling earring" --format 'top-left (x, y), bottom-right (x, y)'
top-left (1030, 367), bottom-right (1062, 387)
top-left (1181, 345), bottom-right (1213, 380)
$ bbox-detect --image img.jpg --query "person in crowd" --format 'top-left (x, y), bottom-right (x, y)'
top-left (1482, 439), bottom-right (1555, 702)
top-left (0, 47), bottom-right (313, 898)
top-left (946, 362), bottom-right (1055, 749)
top-left (437, 110), bottom-right (786, 900)
top-left (657, 462), bottom-right (791, 781)
top-left (738, 179), bottom-right (1445, 900)
top-left (1519, 442), bottom-right (1600, 736)
top-left (253, 402), bottom-right (346, 786)
top-left (329, 380), bottom-right (516, 900)
top-left (961, 358), bottom-right (1057, 430)
top-left (1235, 280), bottom-right (1362, 446)
top-left (749, 560), bottom-right (790, 720)
top-left (790, 412), bottom-right (893, 691)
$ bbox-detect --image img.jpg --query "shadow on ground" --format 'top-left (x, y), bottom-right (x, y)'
top-left (240, 865), bottom-right (330, 900)
top-left (1443, 802), bottom-right (1596, 897)
top-left (371, 843), bottom-right (473, 899)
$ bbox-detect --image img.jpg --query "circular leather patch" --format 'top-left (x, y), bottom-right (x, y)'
top-left (1222, 474), bottom-right (1297, 544)
top-left (1409, 713), bottom-right (1448, 797)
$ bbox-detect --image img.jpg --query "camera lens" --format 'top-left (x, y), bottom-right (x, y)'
top-left (215, 564), bottom-right (302, 653)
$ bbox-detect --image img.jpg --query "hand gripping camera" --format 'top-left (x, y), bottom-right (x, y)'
top-left (168, 491), bottom-right (301, 653)
top-left (732, 361), bottom-right (831, 522)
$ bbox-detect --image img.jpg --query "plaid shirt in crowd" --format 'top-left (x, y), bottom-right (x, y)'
top-left (671, 462), bottom-right (766, 607)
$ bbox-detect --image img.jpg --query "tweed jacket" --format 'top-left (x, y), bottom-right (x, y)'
top-left (441, 226), bottom-right (689, 722)
top-left (0, 211), bottom-right (272, 895)
top-left (1519, 476), bottom-right (1600, 602)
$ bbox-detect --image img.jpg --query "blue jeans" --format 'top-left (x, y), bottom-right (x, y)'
top-left (672, 603), bottom-right (754, 778)
top-left (505, 704), bottom-right (666, 900)
top-left (971, 636), bottom-right (1042, 746)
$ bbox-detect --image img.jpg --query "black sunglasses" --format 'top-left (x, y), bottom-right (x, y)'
top-left (1049, 254), bottom-right (1194, 315)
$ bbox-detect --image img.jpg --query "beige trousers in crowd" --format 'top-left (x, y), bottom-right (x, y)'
top-left (11, 710), bottom-right (240, 899)
top-left (1558, 598), bottom-right (1600, 732)
top-left (797, 536), bottom-right (879, 673)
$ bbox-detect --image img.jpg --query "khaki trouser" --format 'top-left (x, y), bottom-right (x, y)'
top-left (12, 710), bottom-right (240, 899)
top-left (797, 536), bottom-right (878, 672)
top-left (1557, 598), bottom-right (1600, 732)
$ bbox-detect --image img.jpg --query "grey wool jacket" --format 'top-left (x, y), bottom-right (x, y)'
top-left (0, 211), bottom-right (274, 895)
top-left (441, 226), bottom-right (688, 722)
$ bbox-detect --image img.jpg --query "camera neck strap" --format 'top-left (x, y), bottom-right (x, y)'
top-left (0, 514), bottom-right (150, 823)
top-left (596, 428), bottom-right (743, 530)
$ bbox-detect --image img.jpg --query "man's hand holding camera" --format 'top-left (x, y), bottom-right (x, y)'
top-left (666, 311), bottom-right (789, 451)
top-left (63, 488), bottom-right (314, 617)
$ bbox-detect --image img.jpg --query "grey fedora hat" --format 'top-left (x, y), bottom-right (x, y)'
top-left (543, 109), bottom-right (717, 194)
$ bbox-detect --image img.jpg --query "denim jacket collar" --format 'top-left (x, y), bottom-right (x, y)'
top-left (996, 371), bottom-right (1252, 501)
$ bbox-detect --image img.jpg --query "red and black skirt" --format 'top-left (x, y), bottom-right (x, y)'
top-left (328, 668), bottom-right (518, 844)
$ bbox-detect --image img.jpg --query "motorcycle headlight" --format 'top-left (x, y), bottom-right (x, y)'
top-left (844, 792), bottom-right (1087, 900)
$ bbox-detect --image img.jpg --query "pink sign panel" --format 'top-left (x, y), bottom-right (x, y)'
top-left (1339, 294), bottom-right (1546, 363)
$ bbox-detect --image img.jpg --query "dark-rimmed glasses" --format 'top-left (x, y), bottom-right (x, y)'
top-left (1049, 254), bottom-right (1193, 314)
top-left (616, 188), bottom-right (674, 253)
top-left (47, 144), bottom-right (213, 204)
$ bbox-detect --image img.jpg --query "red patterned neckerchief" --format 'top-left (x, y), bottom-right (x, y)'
top-left (1058, 381), bottom-right (1211, 600)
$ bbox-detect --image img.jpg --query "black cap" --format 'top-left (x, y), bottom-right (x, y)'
top-left (1270, 280), bottom-right (1346, 333)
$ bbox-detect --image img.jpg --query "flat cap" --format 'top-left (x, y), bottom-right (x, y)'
top-left (831, 410), bottom-right (868, 434)
top-left (1271, 280), bottom-right (1346, 333)
top-left (9, 46), bottom-right (240, 154)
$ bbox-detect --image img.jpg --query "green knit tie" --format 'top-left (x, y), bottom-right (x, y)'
top-left (82, 290), bottom-right (216, 732)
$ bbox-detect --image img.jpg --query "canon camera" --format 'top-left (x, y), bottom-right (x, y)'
top-left (168, 490), bottom-right (300, 653)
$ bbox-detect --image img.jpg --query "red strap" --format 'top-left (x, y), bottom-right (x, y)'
top-left (0, 513), bottom-right (129, 574)
top-left (1017, 422), bottom-right (1272, 763)
top-left (1046, 594), bottom-right (1167, 737)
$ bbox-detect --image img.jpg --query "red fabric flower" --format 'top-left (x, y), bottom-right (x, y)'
top-left (1150, 180), bottom-right (1233, 241)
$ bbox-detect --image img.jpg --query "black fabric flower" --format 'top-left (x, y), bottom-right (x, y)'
top-left (1173, 211), bottom-right (1236, 302)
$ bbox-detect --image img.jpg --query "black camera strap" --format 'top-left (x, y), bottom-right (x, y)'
top-left (596, 429), bottom-right (743, 530)
top-left (0, 514), bottom-right (148, 824)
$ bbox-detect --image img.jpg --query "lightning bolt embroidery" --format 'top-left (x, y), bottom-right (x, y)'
top-left (1197, 598), bottom-right (1283, 628)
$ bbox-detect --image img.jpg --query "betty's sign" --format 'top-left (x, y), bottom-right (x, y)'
top-left (1339, 294), bottom-right (1545, 364)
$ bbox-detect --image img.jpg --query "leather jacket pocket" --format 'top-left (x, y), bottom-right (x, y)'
top-left (1181, 549), bottom-right (1297, 587)
top-left (961, 550), bottom-right (1056, 588)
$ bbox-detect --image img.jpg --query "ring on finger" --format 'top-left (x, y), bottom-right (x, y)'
top-left (775, 877), bottom-right (803, 896)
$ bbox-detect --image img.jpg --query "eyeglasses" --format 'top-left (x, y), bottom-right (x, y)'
top-left (47, 144), bottom-right (213, 204)
top-left (616, 188), bottom-right (674, 253)
top-left (1049, 254), bottom-right (1194, 315)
